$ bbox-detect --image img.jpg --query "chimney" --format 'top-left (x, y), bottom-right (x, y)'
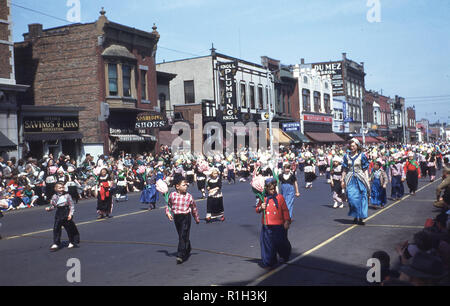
top-left (27, 23), bottom-right (43, 40)
top-left (342, 52), bottom-right (347, 60)
top-left (300, 58), bottom-right (305, 64)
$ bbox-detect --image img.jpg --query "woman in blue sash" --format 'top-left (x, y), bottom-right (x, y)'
top-left (342, 138), bottom-right (370, 225)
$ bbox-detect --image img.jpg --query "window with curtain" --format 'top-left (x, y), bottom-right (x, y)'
top-left (108, 63), bottom-right (118, 96)
top-left (122, 64), bottom-right (132, 97)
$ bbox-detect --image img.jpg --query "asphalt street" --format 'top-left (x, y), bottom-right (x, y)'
top-left (0, 170), bottom-right (444, 286)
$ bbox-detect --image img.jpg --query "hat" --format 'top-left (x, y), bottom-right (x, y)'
top-left (399, 252), bottom-right (447, 280)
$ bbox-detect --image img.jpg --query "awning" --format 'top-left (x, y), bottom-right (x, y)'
top-left (23, 132), bottom-right (83, 141)
top-left (306, 132), bottom-right (345, 143)
top-left (284, 130), bottom-right (311, 143)
top-left (0, 131), bottom-right (17, 151)
top-left (110, 134), bottom-right (156, 143)
top-left (376, 136), bottom-right (387, 142)
top-left (354, 136), bottom-right (379, 144)
top-left (267, 128), bottom-right (293, 144)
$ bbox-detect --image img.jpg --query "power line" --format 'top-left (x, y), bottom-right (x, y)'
top-left (11, 2), bottom-right (77, 24)
top-left (405, 94), bottom-right (450, 99)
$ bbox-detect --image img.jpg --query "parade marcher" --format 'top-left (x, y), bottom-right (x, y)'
top-left (184, 160), bottom-right (195, 184)
top-left (96, 168), bottom-right (113, 219)
top-left (195, 160), bottom-right (207, 199)
top-left (418, 150), bottom-right (428, 179)
top-left (330, 156), bottom-right (345, 209)
top-left (279, 163), bottom-right (300, 218)
top-left (256, 179), bottom-right (291, 269)
top-left (65, 166), bottom-right (80, 204)
top-left (166, 178), bottom-right (200, 264)
top-left (226, 161), bottom-right (236, 184)
top-left (342, 138), bottom-right (370, 225)
top-left (115, 166), bottom-right (128, 202)
top-left (45, 182), bottom-right (80, 251)
top-left (370, 160), bottom-right (388, 209)
top-left (205, 168), bottom-right (225, 222)
top-left (140, 168), bottom-right (158, 210)
top-left (427, 151), bottom-right (437, 182)
top-left (389, 154), bottom-right (405, 201)
top-left (44, 163), bottom-right (58, 202)
top-left (405, 151), bottom-right (421, 195)
top-left (304, 153), bottom-right (316, 189)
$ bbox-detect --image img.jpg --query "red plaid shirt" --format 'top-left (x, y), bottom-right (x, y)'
top-left (166, 191), bottom-right (200, 222)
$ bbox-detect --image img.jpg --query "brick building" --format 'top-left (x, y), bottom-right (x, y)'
top-left (14, 9), bottom-right (161, 160)
top-left (406, 107), bottom-right (417, 143)
top-left (0, 0), bottom-right (28, 159)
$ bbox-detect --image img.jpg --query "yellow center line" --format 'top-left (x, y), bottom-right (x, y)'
top-left (247, 178), bottom-right (441, 286)
top-left (337, 224), bottom-right (424, 229)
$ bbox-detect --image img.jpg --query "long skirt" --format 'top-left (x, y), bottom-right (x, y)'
top-left (140, 185), bottom-right (158, 204)
top-left (227, 170), bottom-right (235, 183)
top-left (97, 192), bottom-right (112, 215)
top-left (280, 183), bottom-right (295, 218)
top-left (420, 162), bottom-right (427, 178)
top-left (206, 196), bottom-right (224, 218)
top-left (197, 179), bottom-right (206, 191)
top-left (45, 183), bottom-right (56, 203)
top-left (305, 172), bottom-right (317, 183)
top-left (370, 177), bottom-right (387, 207)
top-left (332, 179), bottom-right (344, 203)
top-left (406, 171), bottom-right (419, 193)
top-left (346, 176), bottom-right (368, 219)
top-left (391, 175), bottom-right (404, 199)
top-left (67, 185), bottom-right (80, 203)
top-left (260, 225), bottom-right (291, 267)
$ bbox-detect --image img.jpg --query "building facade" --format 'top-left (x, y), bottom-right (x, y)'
top-left (0, 0), bottom-right (28, 159)
top-left (292, 63), bottom-right (343, 143)
top-left (14, 9), bottom-right (161, 160)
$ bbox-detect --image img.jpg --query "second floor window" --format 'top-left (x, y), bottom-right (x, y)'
top-left (314, 91), bottom-right (321, 112)
top-left (141, 70), bottom-right (147, 100)
top-left (258, 86), bottom-right (263, 110)
top-left (249, 84), bottom-right (255, 109)
top-left (240, 83), bottom-right (246, 108)
top-left (184, 80), bottom-right (195, 104)
top-left (108, 63), bottom-right (118, 96)
top-left (302, 89), bottom-right (310, 112)
top-left (122, 65), bottom-right (132, 97)
top-left (324, 94), bottom-right (330, 113)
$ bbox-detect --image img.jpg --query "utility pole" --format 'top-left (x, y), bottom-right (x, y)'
top-left (360, 95), bottom-right (365, 146)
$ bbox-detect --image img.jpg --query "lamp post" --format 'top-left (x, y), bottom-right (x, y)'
top-left (360, 95), bottom-right (366, 147)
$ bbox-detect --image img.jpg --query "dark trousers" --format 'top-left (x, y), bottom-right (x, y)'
top-left (260, 225), bottom-right (291, 267)
top-left (227, 170), bottom-right (235, 183)
top-left (53, 207), bottom-right (80, 245)
top-left (174, 214), bottom-right (192, 260)
top-left (391, 175), bottom-right (405, 199)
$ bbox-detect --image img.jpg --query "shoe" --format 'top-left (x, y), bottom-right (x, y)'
top-left (358, 219), bottom-right (365, 226)
top-left (50, 244), bottom-right (59, 251)
top-left (97, 215), bottom-right (104, 219)
top-left (333, 202), bottom-right (338, 209)
top-left (339, 203), bottom-right (344, 209)
top-left (176, 257), bottom-right (183, 264)
top-left (68, 243), bottom-right (79, 249)
top-left (353, 218), bottom-right (358, 224)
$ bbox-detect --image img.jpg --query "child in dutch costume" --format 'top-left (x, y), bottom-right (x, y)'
top-left (140, 168), bottom-right (158, 210)
top-left (205, 168), bottom-right (225, 222)
top-left (370, 160), bottom-right (388, 209)
top-left (330, 156), bottom-right (345, 209)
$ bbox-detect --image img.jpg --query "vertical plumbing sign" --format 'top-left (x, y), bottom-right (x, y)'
top-left (218, 61), bottom-right (239, 122)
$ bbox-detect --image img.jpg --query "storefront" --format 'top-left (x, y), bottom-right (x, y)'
top-left (107, 110), bottom-right (162, 156)
top-left (20, 106), bottom-right (83, 160)
top-left (303, 113), bottom-right (344, 143)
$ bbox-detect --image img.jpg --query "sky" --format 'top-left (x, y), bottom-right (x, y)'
top-left (10, 0), bottom-right (450, 124)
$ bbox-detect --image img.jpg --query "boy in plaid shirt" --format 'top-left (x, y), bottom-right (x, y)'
top-left (166, 179), bottom-right (200, 264)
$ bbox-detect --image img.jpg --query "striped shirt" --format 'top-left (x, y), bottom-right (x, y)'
top-left (48, 193), bottom-right (75, 216)
top-left (166, 191), bottom-right (200, 222)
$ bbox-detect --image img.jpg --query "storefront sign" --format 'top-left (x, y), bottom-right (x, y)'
top-left (23, 116), bottom-right (79, 133)
top-left (135, 113), bottom-right (168, 129)
top-left (218, 61), bottom-right (239, 122)
top-left (303, 114), bottom-right (333, 124)
top-left (312, 62), bottom-right (344, 95)
top-left (282, 122), bottom-right (300, 132)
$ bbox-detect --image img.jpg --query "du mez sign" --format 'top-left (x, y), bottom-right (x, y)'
top-left (218, 61), bottom-right (239, 122)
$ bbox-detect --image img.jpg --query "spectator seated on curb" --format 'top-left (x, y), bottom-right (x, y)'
top-left (434, 166), bottom-right (450, 210)
top-left (371, 250), bottom-right (400, 285)
top-left (398, 251), bottom-right (448, 286)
